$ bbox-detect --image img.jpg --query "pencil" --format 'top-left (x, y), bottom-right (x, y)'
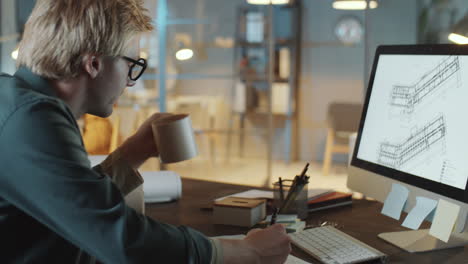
top-left (270, 207), bottom-right (279, 225)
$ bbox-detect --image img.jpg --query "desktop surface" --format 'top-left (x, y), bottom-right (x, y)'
top-left (145, 178), bottom-right (468, 263)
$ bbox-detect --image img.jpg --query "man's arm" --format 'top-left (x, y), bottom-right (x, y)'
top-left (93, 150), bottom-right (145, 213)
top-left (0, 100), bottom-right (212, 263)
top-left (115, 113), bottom-right (172, 170)
top-left (106, 112), bottom-right (293, 264)
top-left (95, 149), bottom-right (144, 196)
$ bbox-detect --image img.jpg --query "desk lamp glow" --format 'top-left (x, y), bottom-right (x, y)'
top-left (449, 14), bottom-right (468, 45)
top-left (332, 0), bottom-right (378, 10)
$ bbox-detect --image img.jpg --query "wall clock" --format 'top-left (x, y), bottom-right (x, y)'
top-left (334, 16), bottom-right (364, 44)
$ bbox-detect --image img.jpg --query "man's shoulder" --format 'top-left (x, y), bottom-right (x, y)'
top-left (0, 73), bottom-right (68, 130)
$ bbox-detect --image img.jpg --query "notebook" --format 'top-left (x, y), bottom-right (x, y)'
top-left (307, 191), bottom-right (352, 212)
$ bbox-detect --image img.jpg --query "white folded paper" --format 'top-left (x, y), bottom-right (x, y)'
top-left (429, 199), bottom-right (461, 242)
top-left (402, 196), bottom-right (438, 230)
top-left (141, 171), bottom-right (182, 203)
top-left (381, 183), bottom-right (409, 220)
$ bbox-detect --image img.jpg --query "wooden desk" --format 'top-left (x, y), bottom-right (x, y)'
top-left (145, 179), bottom-right (468, 263)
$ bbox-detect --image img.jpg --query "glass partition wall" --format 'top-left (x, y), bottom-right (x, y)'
top-left (1, 0), bottom-right (467, 187)
top-left (134, 0), bottom-right (276, 187)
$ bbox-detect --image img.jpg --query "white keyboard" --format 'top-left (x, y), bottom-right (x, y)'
top-left (290, 226), bottom-right (387, 264)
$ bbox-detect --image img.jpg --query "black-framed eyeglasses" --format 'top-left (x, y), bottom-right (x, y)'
top-left (122, 56), bottom-right (147, 81)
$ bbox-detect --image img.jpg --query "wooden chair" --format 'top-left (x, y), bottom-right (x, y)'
top-left (322, 102), bottom-right (362, 175)
top-left (82, 114), bottom-right (114, 155)
top-left (109, 115), bottom-right (121, 153)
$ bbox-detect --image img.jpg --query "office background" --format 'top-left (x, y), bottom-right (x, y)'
top-left (1, 0), bottom-right (467, 188)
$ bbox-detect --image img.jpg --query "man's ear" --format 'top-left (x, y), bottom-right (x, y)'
top-left (82, 54), bottom-right (102, 79)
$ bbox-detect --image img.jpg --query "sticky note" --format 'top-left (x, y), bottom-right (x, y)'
top-left (381, 183), bottom-right (409, 220)
top-left (402, 196), bottom-right (438, 230)
top-left (429, 199), bottom-right (460, 243)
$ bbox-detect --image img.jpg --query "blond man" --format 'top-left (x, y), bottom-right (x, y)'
top-left (0, 0), bottom-right (291, 263)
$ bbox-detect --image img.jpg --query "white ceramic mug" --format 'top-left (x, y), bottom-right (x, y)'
top-left (151, 114), bottom-right (198, 163)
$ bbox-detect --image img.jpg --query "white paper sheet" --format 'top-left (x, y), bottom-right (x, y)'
top-left (429, 199), bottom-right (461, 242)
top-left (215, 188), bottom-right (332, 202)
top-left (215, 189), bottom-right (273, 201)
top-left (141, 171), bottom-right (182, 203)
top-left (381, 183), bottom-right (409, 220)
top-left (402, 196), bottom-right (438, 230)
top-left (212, 234), bottom-right (311, 263)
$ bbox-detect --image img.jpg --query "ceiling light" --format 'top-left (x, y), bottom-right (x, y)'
top-left (175, 48), bottom-right (194, 61)
top-left (174, 33), bottom-right (194, 61)
top-left (448, 14), bottom-right (468, 45)
top-left (246, 0), bottom-right (291, 5)
top-left (247, 0), bottom-right (270, 4)
top-left (448, 33), bottom-right (468, 44)
top-left (332, 0), bottom-right (378, 10)
top-left (11, 48), bottom-right (18, 60)
top-left (272, 0), bottom-right (290, 4)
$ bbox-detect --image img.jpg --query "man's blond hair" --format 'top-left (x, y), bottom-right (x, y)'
top-left (17, 0), bottom-right (153, 79)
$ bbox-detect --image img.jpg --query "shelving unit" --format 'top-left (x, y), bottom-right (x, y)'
top-left (227, 2), bottom-right (302, 166)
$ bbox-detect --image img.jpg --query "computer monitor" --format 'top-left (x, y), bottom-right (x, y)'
top-left (347, 44), bottom-right (468, 252)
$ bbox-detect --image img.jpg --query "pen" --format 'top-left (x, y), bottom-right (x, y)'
top-left (270, 207), bottom-right (279, 225)
top-left (299, 162), bottom-right (309, 180)
top-left (279, 177), bottom-right (285, 202)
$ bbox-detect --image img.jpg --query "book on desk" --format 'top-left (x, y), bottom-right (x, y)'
top-left (307, 191), bottom-right (352, 212)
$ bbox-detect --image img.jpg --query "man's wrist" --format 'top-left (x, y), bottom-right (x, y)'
top-left (99, 149), bottom-right (144, 196)
top-left (209, 238), bottom-right (224, 264)
top-left (219, 239), bottom-right (259, 264)
top-left (117, 135), bottom-right (150, 169)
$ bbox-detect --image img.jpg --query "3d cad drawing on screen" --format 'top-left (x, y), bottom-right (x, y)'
top-left (377, 114), bottom-right (446, 172)
top-left (358, 53), bottom-right (468, 190)
top-left (389, 56), bottom-right (461, 115)
top-left (373, 56), bottom-right (467, 188)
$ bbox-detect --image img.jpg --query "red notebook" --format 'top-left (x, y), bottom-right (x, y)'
top-left (307, 191), bottom-right (352, 212)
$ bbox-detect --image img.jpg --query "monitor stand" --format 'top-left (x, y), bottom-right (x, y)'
top-left (378, 229), bottom-right (468, 253)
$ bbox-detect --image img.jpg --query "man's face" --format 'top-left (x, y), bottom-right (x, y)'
top-left (86, 37), bottom-right (140, 117)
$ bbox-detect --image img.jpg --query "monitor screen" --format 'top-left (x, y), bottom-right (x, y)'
top-left (352, 45), bottom-right (468, 203)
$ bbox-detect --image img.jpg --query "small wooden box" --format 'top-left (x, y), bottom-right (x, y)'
top-left (213, 197), bottom-right (266, 227)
